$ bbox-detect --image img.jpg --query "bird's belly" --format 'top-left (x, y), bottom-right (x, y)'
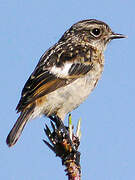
top-left (42, 68), bottom-right (102, 118)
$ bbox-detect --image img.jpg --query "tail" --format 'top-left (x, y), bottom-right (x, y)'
top-left (6, 105), bottom-right (34, 147)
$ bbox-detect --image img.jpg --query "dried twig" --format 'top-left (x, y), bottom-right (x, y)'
top-left (43, 114), bottom-right (81, 180)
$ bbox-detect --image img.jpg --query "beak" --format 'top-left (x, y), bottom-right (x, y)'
top-left (109, 33), bottom-right (127, 40)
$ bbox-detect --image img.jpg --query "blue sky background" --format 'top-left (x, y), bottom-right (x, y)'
top-left (1, 0), bottom-right (134, 179)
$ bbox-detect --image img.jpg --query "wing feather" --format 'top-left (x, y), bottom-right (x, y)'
top-left (16, 43), bottom-right (94, 112)
top-left (16, 70), bottom-right (75, 112)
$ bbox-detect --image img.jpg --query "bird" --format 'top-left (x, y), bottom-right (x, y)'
top-left (6, 19), bottom-right (126, 147)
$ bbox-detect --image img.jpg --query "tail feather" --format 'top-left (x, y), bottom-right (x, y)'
top-left (6, 105), bottom-right (34, 147)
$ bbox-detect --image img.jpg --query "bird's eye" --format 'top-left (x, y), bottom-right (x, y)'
top-left (91, 28), bottom-right (101, 37)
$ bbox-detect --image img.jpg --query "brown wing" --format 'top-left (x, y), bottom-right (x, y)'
top-left (16, 43), bottom-right (93, 112)
top-left (16, 69), bottom-right (75, 112)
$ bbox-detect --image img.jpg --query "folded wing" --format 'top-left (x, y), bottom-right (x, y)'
top-left (16, 44), bottom-right (93, 112)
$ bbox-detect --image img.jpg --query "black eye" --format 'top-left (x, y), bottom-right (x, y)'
top-left (91, 28), bottom-right (101, 37)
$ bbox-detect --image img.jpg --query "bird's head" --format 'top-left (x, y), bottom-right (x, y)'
top-left (60, 19), bottom-right (126, 52)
